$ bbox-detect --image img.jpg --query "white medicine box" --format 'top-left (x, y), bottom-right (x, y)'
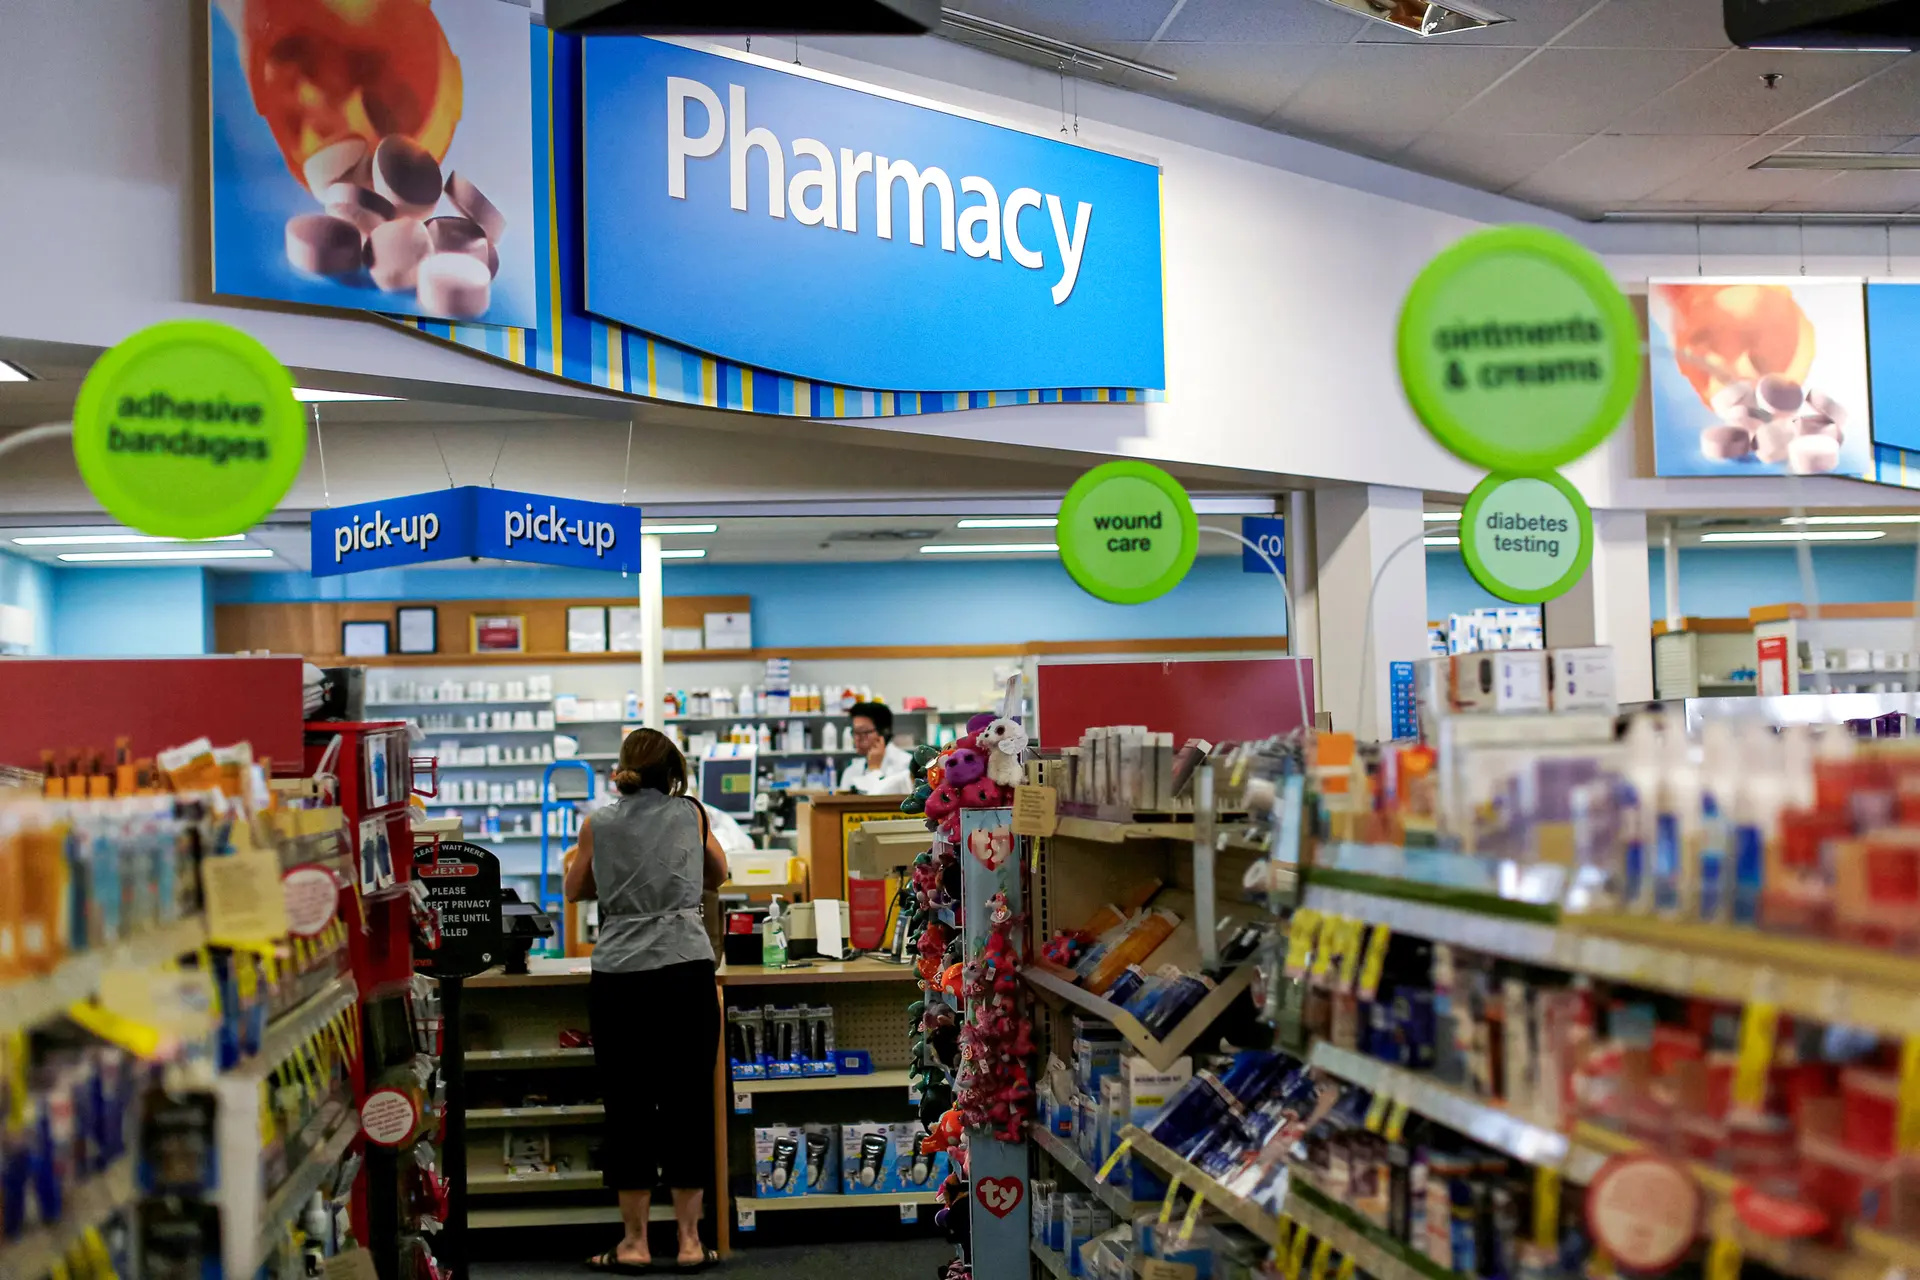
top-left (1549, 646), bottom-right (1617, 712)
top-left (1448, 650), bottom-right (1548, 713)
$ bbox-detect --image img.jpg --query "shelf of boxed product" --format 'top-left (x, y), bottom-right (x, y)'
top-left (1031, 1126), bottom-right (1151, 1218)
top-left (1120, 1126), bottom-right (1279, 1240)
top-left (368, 699), bottom-right (554, 709)
top-left (1053, 815), bottom-right (1218, 844)
top-left (250, 975), bottom-right (360, 1072)
top-left (735, 1068), bottom-right (914, 1094)
top-left (1023, 961), bottom-right (1257, 1071)
top-left (468, 1046), bottom-right (597, 1068)
top-left (1032, 1240), bottom-right (1073, 1280)
top-left (1, 914), bottom-right (209, 1038)
top-left (735, 1191), bottom-right (940, 1212)
top-left (468, 1103), bottom-right (606, 1127)
top-left (0, 1156), bottom-right (136, 1280)
top-left (1282, 1180), bottom-right (1450, 1280)
top-left (243, 1106), bottom-right (360, 1277)
top-left (1301, 882), bottom-right (1920, 1040)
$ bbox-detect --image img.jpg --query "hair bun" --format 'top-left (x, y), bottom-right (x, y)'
top-left (611, 768), bottom-right (643, 794)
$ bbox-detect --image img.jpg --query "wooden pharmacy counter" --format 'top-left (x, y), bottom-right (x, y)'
top-left (798, 793), bottom-right (922, 899)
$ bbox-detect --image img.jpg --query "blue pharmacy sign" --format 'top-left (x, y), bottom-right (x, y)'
top-left (580, 37), bottom-right (1166, 393)
top-left (311, 487), bottom-right (641, 577)
top-left (1241, 516), bottom-right (1286, 576)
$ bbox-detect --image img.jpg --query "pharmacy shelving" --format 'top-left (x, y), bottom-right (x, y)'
top-left (471, 1170), bottom-right (606, 1194)
top-left (734, 1068), bottom-right (914, 1095)
top-left (1022, 961), bottom-right (1256, 1071)
top-left (0, 1156), bottom-right (135, 1280)
top-left (2, 914), bottom-right (208, 1037)
top-left (242, 1106), bottom-right (359, 1277)
top-left (734, 1191), bottom-right (940, 1212)
top-left (468, 1103), bottom-right (606, 1128)
top-left (1032, 1241), bottom-right (1073, 1280)
top-left (1283, 1180), bottom-right (1449, 1280)
top-left (1031, 1126), bottom-right (1150, 1218)
top-left (368, 699), bottom-right (553, 709)
top-left (1121, 1127), bottom-right (1279, 1241)
top-left (467, 1046), bottom-right (596, 1069)
top-left (470, 1205), bottom-right (673, 1228)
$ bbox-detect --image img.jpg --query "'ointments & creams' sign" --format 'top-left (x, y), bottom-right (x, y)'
top-left (581, 38), bottom-right (1165, 393)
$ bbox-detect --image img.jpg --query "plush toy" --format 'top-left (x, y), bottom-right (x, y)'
top-left (975, 717), bottom-right (1029, 787)
top-left (923, 783), bottom-right (962, 826)
top-left (958, 777), bottom-right (1009, 810)
top-left (900, 782), bottom-right (931, 814)
top-left (966, 712), bottom-right (999, 735)
top-left (944, 747), bottom-right (987, 786)
top-left (920, 1107), bottom-right (966, 1154)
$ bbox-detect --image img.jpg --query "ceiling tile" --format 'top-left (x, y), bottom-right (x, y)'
top-left (941, 0), bottom-right (1181, 45)
top-left (1769, 170), bottom-right (1920, 214)
top-left (1554, 0), bottom-right (1733, 50)
top-left (1400, 131), bottom-right (1586, 191)
top-left (1506, 134), bottom-right (1754, 213)
top-left (1610, 50), bottom-right (1902, 137)
top-left (1354, 0), bottom-right (1605, 47)
top-left (1786, 136), bottom-right (1916, 153)
top-left (1136, 41), bottom-right (1350, 120)
top-left (1776, 54), bottom-right (1920, 137)
top-left (1271, 43), bottom-right (1531, 139)
top-left (1444, 47), bottom-right (1720, 134)
top-left (1157, 0), bottom-right (1365, 44)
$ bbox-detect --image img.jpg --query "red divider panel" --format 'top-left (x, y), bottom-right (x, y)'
top-left (1036, 657), bottom-right (1315, 747)
top-left (0, 656), bottom-right (305, 771)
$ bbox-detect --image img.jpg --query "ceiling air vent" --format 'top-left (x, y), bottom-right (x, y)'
top-left (1307, 0), bottom-right (1512, 37)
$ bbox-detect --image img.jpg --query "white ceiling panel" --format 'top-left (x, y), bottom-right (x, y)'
top-left (1401, 131), bottom-right (1588, 192)
top-left (1138, 41), bottom-right (1351, 121)
top-left (1771, 171), bottom-right (1920, 214)
top-left (1444, 48), bottom-right (1722, 135)
top-left (1787, 57), bottom-right (1920, 139)
top-left (1507, 134), bottom-right (1754, 212)
top-left (942, 0), bottom-right (1182, 45)
top-left (1158, 0), bottom-right (1364, 44)
top-left (1788, 136), bottom-right (1917, 153)
top-left (1272, 43), bottom-right (1532, 137)
top-left (1610, 50), bottom-right (1906, 137)
top-left (1555, 0), bottom-right (1735, 50)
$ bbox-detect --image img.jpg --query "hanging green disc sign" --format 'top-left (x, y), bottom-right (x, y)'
top-left (72, 320), bottom-right (305, 538)
top-left (1056, 460), bottom-right (1198, 604)
top-left (1459, 471), bottom-right (1593, 605)
top-left (1398, 225), bottom-right (1640, 473)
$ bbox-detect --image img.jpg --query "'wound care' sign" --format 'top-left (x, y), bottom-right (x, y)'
top-left (310, 486), bottom-right (641, 577)
top-left (581, 38), bottom-right (1166, 393)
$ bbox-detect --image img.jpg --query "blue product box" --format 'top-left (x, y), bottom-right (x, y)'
top-left (753, 1125), bottom-right (810, 1197)
top-left (834, 1049), bottom-right (874, 1074)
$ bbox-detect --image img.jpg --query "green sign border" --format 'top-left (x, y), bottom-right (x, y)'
top-left (1397, 225), bottom-right (1641, 473)
top-left (1056, 459), bottom-right (1199, 605)
top-left (1458, 470), bottom-right (1594, 605)
top-left (72, 319), bottom-right (303, 539)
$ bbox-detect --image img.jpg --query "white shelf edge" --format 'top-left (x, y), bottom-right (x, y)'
top-left (1031, 1126), bottom-right (1150, 1219)
top-left (1, 915), bottom-right (209, 1039)
top-left (1032, 1241), bottom-right (1073, 1280)
top-left (469, 1170), bottom-right (606, 1194)
top-left (735, 1191), bottom-right (940, 1211)
top-left (735, 1069), bottom-right (913, 1094)
top-left (244, 1109), bottom-right (360, 1276)
top-left (468, 1047), bottom-right (597, 1068)
top-left (468, 1104), bottom-right (607, 1126)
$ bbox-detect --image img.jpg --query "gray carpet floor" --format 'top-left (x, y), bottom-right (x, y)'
top-left (473, 1239), bottom-right (955, 1280)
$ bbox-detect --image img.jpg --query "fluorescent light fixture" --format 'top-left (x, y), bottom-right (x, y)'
top-left (1306, 0), bottom-right (1510, 36)
top-left (643, 523), bottom-right (719, 535)
top-left (920, 542), bottom-right (1059, 555)
top-left (1424, 536), bottom-right (1462, 547)
top-left (1424, 512), bottom-right (1462, 522)
top-left (957, 518), bottom-right (1058, 529)
top-left (938, 9), bottom-right (1177, 78)
top-left (56, 549), bottom-right (276, 562)
top-left (656, 548), bottom-right (708, 559)
top-left (1782, 514), bottom-right (1920, 524)
top-left (13, 533), bottom-right (247, 547)
top-left (291, 387), bottom-right (401, 403)
top-left (0, 359), bottom-right (31, 382)
top-left (1700, 531), bottom-right (1887, 543)
top-left (1192, 497), bottom-right (1280, 515)
top-left (1755, 151), bottom-right (1920, 171)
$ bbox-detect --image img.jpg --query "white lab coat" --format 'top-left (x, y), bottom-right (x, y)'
top-left (839, 743), bottom-right (914, 795)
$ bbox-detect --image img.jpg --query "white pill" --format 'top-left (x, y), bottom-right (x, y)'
top-left (1700, 425), bottom-right (1753, 461)
top-left (1806, 389), bottom-right (1849, 431)
top-left (425, 216), bottom-right (499, 278)
top-left (1755, 419), bottom-right (1795, 464)
top-left (1788, 433), bottom-right (1841, 474)
top-left (285, 214), bottom-right (363, 277)
top-left (1710, 380), bottom-right (1756, 417)
top-left (372, 135), bottom-right (444, 220)
top-left (417, 252), bottom-right (491, 319)
top-left (304, 138), bottom-right (369, 194)
top-left (1757, 373), bottom-right (1805, 415)
top-left (445, 171), bottom-right (507, 246)
top-left (322, 183), bottom-right (396, 240)
top-left (367, 218), bottom-right (431, 292)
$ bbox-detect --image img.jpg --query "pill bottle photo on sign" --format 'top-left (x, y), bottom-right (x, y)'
top-left (208, 0), bottom-right (536, 328)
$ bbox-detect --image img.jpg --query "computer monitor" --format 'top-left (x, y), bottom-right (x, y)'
top-left (700, 747), bottom-right (758, 817)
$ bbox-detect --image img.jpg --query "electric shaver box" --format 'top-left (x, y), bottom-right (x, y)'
top-left (753, 1125), bottom-right (814, 1197)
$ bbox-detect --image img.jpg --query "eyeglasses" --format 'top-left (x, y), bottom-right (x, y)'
top-left (851, 726), bottom-right (882, 739)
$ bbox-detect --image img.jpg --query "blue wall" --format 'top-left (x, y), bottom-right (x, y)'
top-left (211, 555), bottom-right (1292, 646)
top-left (53, 568), bottom-right (211, 656)
top-left (1648, 544), bottom-right (1919, 617)
top-left (0, 550), bottom-right (55, 654)
top-left (1425, 551), bottom-right (1503, 622)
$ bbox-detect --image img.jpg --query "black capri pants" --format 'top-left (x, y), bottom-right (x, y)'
top-left (589, 960), bottom-right (720, 1192)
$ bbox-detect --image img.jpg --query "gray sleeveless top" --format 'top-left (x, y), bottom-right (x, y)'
top-left (589, 790), bottom-right (715, 973)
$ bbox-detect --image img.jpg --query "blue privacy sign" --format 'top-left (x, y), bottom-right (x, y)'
top-left (311, 488), bottom-right (641, 577)
top-left (580, 38), bottom-right (1166, 393)
top-left (1241, 516), bottom-right (1285, 576)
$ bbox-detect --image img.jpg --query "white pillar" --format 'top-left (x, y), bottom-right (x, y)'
top-left (1543, 510), bottom-right (1655, 704)
top-left (1313, 485), bottom-right (1427, 741)
top-left (1663, 522), bottom-right (1682, 629)
top-left (1285, 490), bottom-right (1323, 721)
top-left (640, 533), bottom-right (664, 730)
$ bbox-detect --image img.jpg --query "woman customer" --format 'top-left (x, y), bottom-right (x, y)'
top-left (566, 728), bottom-right (728, 1273)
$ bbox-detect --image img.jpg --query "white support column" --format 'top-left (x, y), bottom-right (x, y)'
top-left (640, 533), bottom-right (664, 730)
top-left (1312, 485), bottom-right (1428, 741)
top-left (1543, 510), bottom-right (1654, 704)
top-left (1285, 490), bottom-right (1322, 721)
top-left (1663, 522), bottom-right (1682, 630)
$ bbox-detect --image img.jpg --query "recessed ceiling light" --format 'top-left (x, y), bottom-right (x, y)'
top-left (1700, 531), bottom-right (1887, 543)
top-left (920, 543), bottom-right (1059, 555)
top-left (291, 387), bottom-right (401, 403)
top-left (956, 518), bottom-right (1058, 529)
top-left (56, 549), bottom-right (276, 562)
top-left (1192, 497), bottom-right (1279, 515)
top-left (1423, 512), bottom-right (1462, 522)
top-left (1782, 514), bottom-right (1920, 524)
top-left (657, 548), bottom-right (708, 559)
top-left (14, 533), bottom-right (248, 546)
top-left (1307, 0), bottom-right (1510, 36)
top-left (643, 523), bottom-right (719, 535)
top-left (0, 360), bottom-right (31, 383)
top-left (1424, 536), bottom-right (1462, 547)
top-left (1755, 151), bottom-right (1920, 171)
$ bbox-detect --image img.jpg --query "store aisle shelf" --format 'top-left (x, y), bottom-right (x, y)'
top-left (471, 1169), bottom-right (606, 1194)
top-left (1032, 1241), bottom-right (1073, 1280)
top-left (735, 1191), bottom-right (939, 1211)
top-left (369, 699), bottom-right (553, 708)
top-left (1284, 1180), bottom-right (1450, 1280)
top-left (716, 957), bottom-right (919, 986)
top-left (242, 1110), bottom-right (359, 1277)
top-left (471, 1205), bottom-right (674, 1228)
top-left (735, 1068), bottom-right (914, 1094)
top-left (230, 977), bottom-right (359, 1084)
top-left (1032, 1126), bottom-right (1150, 1217)
top-left (1120, 1127), bottom-right (1277, 1239)
top-left (1022, 962), bottom-right (1256, 1071)
top-left (1303, 883), bottom-right (1920, 1039)
top-left (0, 1157), bottom-right (135, 1280)
top-left (1, 915), bottom-right (208, 1038)
top-left (1055, 816), bottom-right (1209, 844)
top-left (468, 1103), bottom-right (606, 1127)
top-left (468, 1046), bottom-right (597, 1068)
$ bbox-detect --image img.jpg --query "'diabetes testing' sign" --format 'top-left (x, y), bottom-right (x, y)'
top-left (580, 38), bottom-right (1166, 393)
top-left (310, 487), bottom-right (641, 577)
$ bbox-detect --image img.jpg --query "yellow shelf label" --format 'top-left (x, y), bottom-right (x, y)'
top-left (1275, 1214), bottom-right (1294, 1258)
top-left (1159, 1174), bottom-right (1184, 1226)
top-left (1732, 1000), bottom-right (1779, 1110)
top-left (1097, 1137), bottom-right (1133, 1184)
top-left (1357, 924), bottom-right (1393, 1000)
top-left (1364, 1092), bottom-right (1390, 1133)
top-left (1285, 1224), bottom-right (1311, 1280)
top-left (1383, 1099), bottom-right (1410, 1143)
top-left (1335, 1257), bottom-right (1356, 1280)
top-left (1336, 919), bottom-right (1366, 992)
top-left (1308, 914), bottom-right (1340, 981)
top-left (1706, 1235), bottom-right (1742, 1280)
top-left (1177, 1190), bottom-right (1206, 1246)
top-left (1900, 1036), bottom-right (1920, 1154)
top-left (1284, 910), bottom-right (1322, 978)
top-left (1309, 1238), bottom-right (1332, 1280)
top-left (1533, 1167), bottom-right (1562, 1249)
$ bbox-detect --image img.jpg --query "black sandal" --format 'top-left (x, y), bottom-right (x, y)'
top-left (675, 1249), bottom-right (720, 1272)
top-left (586, 1251), bottom-right (654, 1275)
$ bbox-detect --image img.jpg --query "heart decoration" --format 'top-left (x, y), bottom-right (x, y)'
top-left (976, 1175), bottom-right (1024, 1218)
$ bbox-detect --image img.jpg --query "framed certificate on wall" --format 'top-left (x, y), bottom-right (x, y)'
top-left (397, 606), bottom-right (438, 655)
top-left (567, 607), bottom-right (609, 653)
top-left (341, 620), bottom-right (391, 657)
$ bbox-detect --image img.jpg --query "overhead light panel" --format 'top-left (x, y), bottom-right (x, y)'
top-left (1424, 512), bottom-right (1463, 522)
top-left (938, 9), bottom-right (1177, 79)
top-left (57, 549), bottom-right (276, 562)
top-left (644, 523), bottom-right (719, 535)
top-left (14, 533), bottom-right (247, 546)
top-left (1700, 530), bottom-right (1886, 542)
top-left (1755, 151), bottom-right (1920, 171)
top-left (920, 542), bottom-right (1059, 555)
top-left (957, 518), bottom-right (1058, 529)
top-left (0, 360), bottom-right (31, 383)
top-left (1192, 497), bottom-right (1279, 515)
top-left (1424, 536), bottom-right (1462, 547)
top-left (1307, 0), bottom-right (1511, 37)
top-left (292, 387), bottom-right (401, 403)
top-left (656, 548), bottom-right (708, 559)
top-left (1783, 514), bottom-right (1920, 524)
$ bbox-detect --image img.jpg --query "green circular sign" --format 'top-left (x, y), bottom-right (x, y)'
top-left (1056, 460), bottom-right (1198, 605)
top-left (1458, 470), bottom-right (1593, 605)
top-left (72, 320), bottom-right (304, 538)
top-left (1398, 225), bottom-right (1640, 473)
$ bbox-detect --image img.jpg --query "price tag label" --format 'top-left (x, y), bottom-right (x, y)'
top-left (1159, 1174), bottom-right (1184, 1226)
top-left (1900, 1035), bottom-right (1920, 1154)
top-left (1732, 999), bottom-right (1779, 1110)
top-left (1097, 1137), bottom-right (1133, 1184)
top-left (1335, 1257), bottom-right (1355, 1280)
top-left (1286, 1225), bottom-right (1311, 1280)
top-left (1383, 1099), bottom-right (1410, 1143)
top-left (1364, 1092), bottom-right (1391, 1133)
top-left (1309, 916), bottom-right (1342, 982)
top-left (1336, 919), bottom-right (1367, 993)
top-left (900, 1203), bottom-right (920, 1224)
top-left (734, 1090), bottom-right (753, 1115)
top-left (1177, 1191), bottom-right (1206, 1246)
top-left (737, 1204), bottom-right (756, 1232)
top-left (1357, 924), bottom-right (1393, 1001)
top-left (1309, 1238), bottom-right (1332, 1280)
top-left (1012, 785), bottom-right (1059, 837)
top-left (1533, 1167), bottom-right (1562, 1249)
top-left (1275, 1214), bottom-right (1294, 1258)
top-left (1706, 1235), bottom-right (1742, 1280)
top-left (1284, 910), bottom-right (1321, 979)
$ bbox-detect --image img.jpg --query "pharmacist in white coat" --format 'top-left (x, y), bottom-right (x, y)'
top-left (838, 701), bottom-right (913, 795)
